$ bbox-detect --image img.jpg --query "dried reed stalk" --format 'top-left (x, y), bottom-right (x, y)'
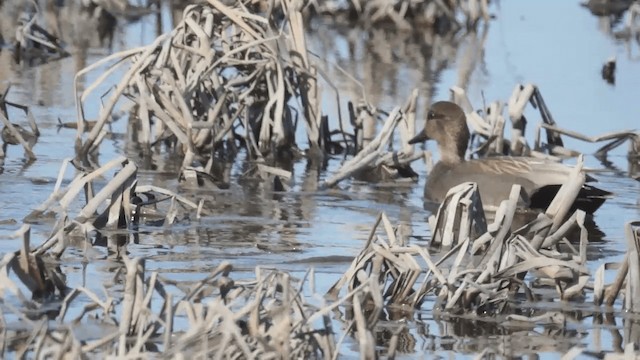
top-left (0, 111), bottom-right (36, 160)
top-left (536, 123), bottom-right (638, 158)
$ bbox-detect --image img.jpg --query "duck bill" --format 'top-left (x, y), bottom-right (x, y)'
top-left (408, 131), bottom-right (429, 144)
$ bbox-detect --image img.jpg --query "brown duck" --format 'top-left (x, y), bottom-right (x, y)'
top-left (408, 101), bottom-right (610, 213)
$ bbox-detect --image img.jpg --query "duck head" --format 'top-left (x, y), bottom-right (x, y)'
top-left (408, 101), bottom-right (470, 164)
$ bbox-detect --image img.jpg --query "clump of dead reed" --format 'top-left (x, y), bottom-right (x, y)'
top-left (588, 0), bottom-right (640, 42)
top-left (328, 186), bottom-right (588, 319)
top-left (71, 1), bottom-right (447, 190)
top-left (596, 221), bottom-right (640, 312)
top-left (1, 224), bottom-right (67, 303)
top-left (75, 1), bottom-right (322, 172)
top-left (22, 156), bottom-right (200, 259)
top-left (328, 177), bottom-right (640, 337)
top-left (0, 246), bottom-right (344, 357)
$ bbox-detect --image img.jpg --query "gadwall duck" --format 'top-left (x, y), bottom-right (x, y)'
top-left (409, 101), bottom-right (610, 213)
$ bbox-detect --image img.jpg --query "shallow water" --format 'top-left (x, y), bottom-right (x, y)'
top-left (1, 0), bottom-right (640, 357)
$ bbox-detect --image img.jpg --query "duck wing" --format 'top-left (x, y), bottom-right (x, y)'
top-left (425, 157), bottom-right (609, 213)
top-left (426, 158), bottom-right (542, 206)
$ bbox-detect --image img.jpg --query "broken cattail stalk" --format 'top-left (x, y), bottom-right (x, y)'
top-left (545, 155), bottom-right (586, 232)
top-left (507, 84), bottom-right (535, 150)
top-left (624, 221), bottom-right (640, 312)
top-left (76, 161), bottom-right (137, 223)
top-left (321, 107), bottom-right (403, 188)
top-left (429, 182), bottom-right (486, 248)
top-left (449, 86), bottom-right (474, 114)
top-left (78, 35), bottom-right (170, 155)
top-left (602, 255), bottom-right (629, 306)
top-left (487, 101), bottom-right (505, 155)
top-left (399, 89), bottom-right (419, 155)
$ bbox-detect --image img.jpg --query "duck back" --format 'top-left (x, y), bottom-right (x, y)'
top-left (424, 157), bottom-right (609, 213)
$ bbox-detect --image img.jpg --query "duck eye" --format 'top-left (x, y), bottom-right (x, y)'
top-left (428, 111), bottom-right (436, 120)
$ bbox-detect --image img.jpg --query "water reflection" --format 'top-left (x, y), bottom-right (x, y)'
top-left (583, 1), bottom-right (640, 59)
top-left (308, 21), bottom-right (489, 112)
top-left (369, 309), bottom-right (640, 357)
top-left (582, 0), bottom-right (633, 17)
top-left (333, 305), bottom-right (635, 357)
